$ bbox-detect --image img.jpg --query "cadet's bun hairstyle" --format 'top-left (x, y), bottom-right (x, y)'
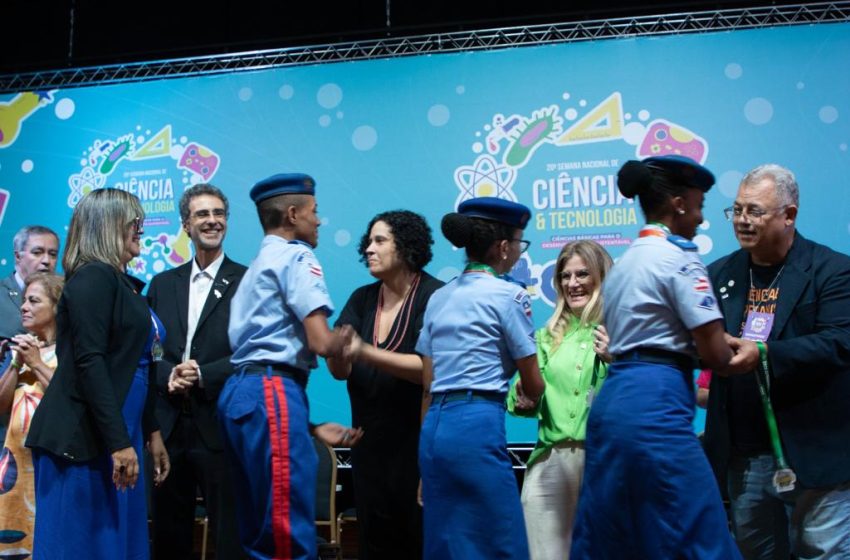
top-left (441, 213), bottom-right (472, 248)
top-left (617, 160), bottom-right (655, 199)
top-left (442, 212), bottom-right (516, 263)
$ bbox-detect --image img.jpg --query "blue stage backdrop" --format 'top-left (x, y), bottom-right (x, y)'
top-left (1, 23), bottom-right (848, 441)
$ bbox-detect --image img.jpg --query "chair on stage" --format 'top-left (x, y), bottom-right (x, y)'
top-left (314, 437), bottom-right (342, 560)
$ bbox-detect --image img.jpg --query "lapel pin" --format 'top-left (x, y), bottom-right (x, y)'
top-left (222, 278), bottom-right (230, 285)
top-left (727, 280), bottom-right (735, 287)
top-left (214, 289), bottom-right (222, 299)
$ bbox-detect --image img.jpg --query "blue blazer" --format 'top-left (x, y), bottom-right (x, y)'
top-left (705, 232), bottom-right (850, 488)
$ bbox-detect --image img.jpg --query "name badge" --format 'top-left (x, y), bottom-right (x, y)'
top-left (742, 310), bottom-right (774, 342)
top-left (151, 341), bottom-right (164, 362)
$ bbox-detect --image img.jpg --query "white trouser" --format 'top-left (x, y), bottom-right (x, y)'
top-left (521, 442), bottom-right (585, 560)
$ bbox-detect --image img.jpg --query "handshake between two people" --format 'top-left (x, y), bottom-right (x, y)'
top-left (714, 333), bottom-right (762, 377)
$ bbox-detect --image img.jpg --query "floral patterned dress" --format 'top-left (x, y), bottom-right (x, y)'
top-left (0, 348), bottom-right (56, 559)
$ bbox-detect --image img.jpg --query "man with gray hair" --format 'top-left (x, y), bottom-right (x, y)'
top-left (705, 164), bottom-right (850, 559)
top-left (1, 225), bottom-right (60, 340)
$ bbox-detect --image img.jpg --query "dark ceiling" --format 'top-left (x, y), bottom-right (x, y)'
top-left (4, 0), bottom-right (811, 74)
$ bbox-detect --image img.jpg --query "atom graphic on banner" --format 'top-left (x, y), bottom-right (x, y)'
top-left (453, 155), bottom-right (517, 209)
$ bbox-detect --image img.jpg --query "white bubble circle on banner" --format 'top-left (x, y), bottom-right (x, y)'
top-left (317, 84), bottom-right (343, 109)
top-left (744, 97), bottom-right (773, 125)
top-left (352, 126), bottom-right (378, 151)
top-left (55, 98), bottom-right (76, 120)
top-left (428, 104), bottom-right (450, 127)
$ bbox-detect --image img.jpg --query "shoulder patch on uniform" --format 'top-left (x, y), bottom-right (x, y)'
top-left (697, 295), bottom-right (716, 309)
top-left (667, 235), bottom-right (698, 251)
top-left (678, 262), bottom-right (707, 276)
top-left (693, 276), bottom-right (710, 292)
top-left (294, 248), bottom-right (323, 277)
top-left (513, 289), bottom-right (532, 317)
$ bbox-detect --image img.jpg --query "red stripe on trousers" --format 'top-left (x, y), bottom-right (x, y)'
top-left (263, 375), bottom-right (292, 559)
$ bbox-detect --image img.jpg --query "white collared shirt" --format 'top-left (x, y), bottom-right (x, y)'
top-left (183, 253), bottom-right (225, 363)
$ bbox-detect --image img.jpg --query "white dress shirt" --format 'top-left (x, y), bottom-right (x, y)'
top-left (182, 253), bottom-right (225, 379)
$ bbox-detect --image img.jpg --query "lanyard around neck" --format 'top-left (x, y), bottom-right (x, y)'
top-left (463, 262), bottom-right (498, 276)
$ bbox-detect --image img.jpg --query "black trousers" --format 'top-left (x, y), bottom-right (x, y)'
top-left (151, 414), bottom-right (247, 560)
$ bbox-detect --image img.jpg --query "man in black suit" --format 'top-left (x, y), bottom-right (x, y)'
top-left (706, 164), bottom-right (850, 559)
top-left (148, 184), bottom-right (248, 560)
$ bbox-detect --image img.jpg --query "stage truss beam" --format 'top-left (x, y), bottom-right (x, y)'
top-left (1, 2), bottom-right (848, 93)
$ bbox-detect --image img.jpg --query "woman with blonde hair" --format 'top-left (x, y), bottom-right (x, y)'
top-left (508, 240), bottom-right (613, 560)
top-left (27, 188), bottom-right (170, 559)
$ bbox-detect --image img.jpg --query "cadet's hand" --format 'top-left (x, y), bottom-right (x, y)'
top-left (717, 335), bottom-right (760, 376)
top-left (342, 331), bottom-right (364, 362)
top-left (593, 325), bottom-right (613, 363)
top-left (327, 325), bottom-right (354, 358)
top-left (513, 379), bottom-right (538, 411)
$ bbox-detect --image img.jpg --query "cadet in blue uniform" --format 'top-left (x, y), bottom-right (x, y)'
top-left (417, 197), bottom-right (546, 559)
top-left (218, 173), bottom-right (350, 560)
top-left (570, 156), bottom-right (740, 559)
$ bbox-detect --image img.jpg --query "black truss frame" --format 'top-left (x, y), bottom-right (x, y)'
top-left (1, 2), bottom-right (849, 93)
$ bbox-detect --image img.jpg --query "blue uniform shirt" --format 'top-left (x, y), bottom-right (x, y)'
top-left (603, 233), bottom-right (722, 357)
top-left (416, 272), bottom-right (537, 394)
top-left (229, 235), bottom-right (334, 371)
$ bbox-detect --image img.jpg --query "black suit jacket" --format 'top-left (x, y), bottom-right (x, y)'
top-left (147, 255), bottom-right (246, 450)
top-left (27, 262), bottom-right (157, 461)
top-left (705, 232), bottom-right (850, 488)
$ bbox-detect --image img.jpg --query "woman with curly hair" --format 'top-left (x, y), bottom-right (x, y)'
top-left (328, 210), bottom-right (443, 560)
top-left (508, 240), bottom-right (613, 560)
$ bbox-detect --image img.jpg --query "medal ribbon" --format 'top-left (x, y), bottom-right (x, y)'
top-left (639, 222), bottom-right (671, 239)
top-left (753, 340), bottom-right (796, 491)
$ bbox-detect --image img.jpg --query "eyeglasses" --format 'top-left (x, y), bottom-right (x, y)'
top-left (512, 238), bottom-right (530, 253)
top-left (129, 217), bottom-right (144, 234)
top-left (190, 208), bottom-right (227, 220)
top-left (723, 205), bottom-right (787, 222)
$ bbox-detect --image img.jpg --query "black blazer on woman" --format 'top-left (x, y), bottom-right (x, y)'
top-left (27, 261), bottom-right (158, 462)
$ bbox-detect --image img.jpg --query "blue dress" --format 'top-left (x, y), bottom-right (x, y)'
top-left (32, 311), bottom-right (165, 560)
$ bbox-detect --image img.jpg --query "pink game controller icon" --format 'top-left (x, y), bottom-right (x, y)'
top-left (178, 143), bottom-right (220, 181)
top-left (638, 119), bottom-right (707, 163)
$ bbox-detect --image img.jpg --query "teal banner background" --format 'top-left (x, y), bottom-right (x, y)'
top-left (1, 22), bottom-right (848, 440)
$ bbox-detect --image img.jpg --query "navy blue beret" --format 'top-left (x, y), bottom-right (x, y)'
top-left (643, 155), bottom-right (714, 192)
top-left (458, 197), bottom-right (531, 230)
top-left (250, 173), bottom-right (316, 203)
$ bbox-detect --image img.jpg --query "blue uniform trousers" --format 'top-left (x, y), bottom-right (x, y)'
top-left (218, 370), bottom-right (317, 560)
top-left (419, 394), bottom-right (529, 559)
top-left (571, 361), bottom-right (741, 559)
